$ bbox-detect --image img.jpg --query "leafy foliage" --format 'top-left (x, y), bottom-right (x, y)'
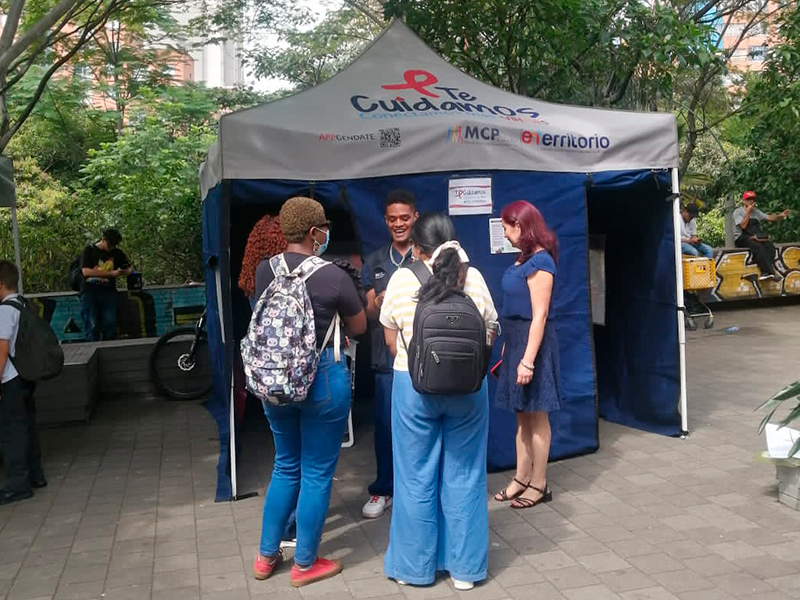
top-left (758, 380), bottom-right (800, 459)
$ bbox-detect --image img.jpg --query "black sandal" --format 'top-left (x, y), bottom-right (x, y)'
top-left (510, 483), bottom-right (552, 510)
top-left (494, 478), bottom-right (530, 502)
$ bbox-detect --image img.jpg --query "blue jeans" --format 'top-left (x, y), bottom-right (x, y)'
top-left (81, 286), bottom-right (118, 341)
top-left (682, 242), bottom-right (714, 259)
top-left (368, 371), bottom-right (394, 497)
top-left (259, 349), bottom-right (351, 566)
top-left (384, 371), bottom-right (489, 585)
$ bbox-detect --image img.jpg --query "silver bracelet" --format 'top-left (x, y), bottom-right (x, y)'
top-left (519, 361), bottom-right (534, 372)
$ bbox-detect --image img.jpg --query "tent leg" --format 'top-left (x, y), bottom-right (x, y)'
top-left (11, 205), bottom-right (22, 296)
top-left (671, 168), bottom-right (689, 435)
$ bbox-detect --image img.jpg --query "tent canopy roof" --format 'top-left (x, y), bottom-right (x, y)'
top-left (201, 21), bottom-right (678, 197)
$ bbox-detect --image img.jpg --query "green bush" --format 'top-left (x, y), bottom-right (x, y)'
top-left (696, 206), bottom-right (726, 248)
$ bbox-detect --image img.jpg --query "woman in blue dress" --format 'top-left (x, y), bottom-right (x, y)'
top-left (493, 200), bottom-right (562, 510)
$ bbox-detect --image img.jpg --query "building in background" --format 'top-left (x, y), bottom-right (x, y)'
top-left (719, 1), bottom-right (777, 76)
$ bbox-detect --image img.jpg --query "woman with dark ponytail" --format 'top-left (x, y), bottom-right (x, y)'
top-left (493, 200), bottom-right (562, 510)
top-left (379, 212), bottom-right (498, 591)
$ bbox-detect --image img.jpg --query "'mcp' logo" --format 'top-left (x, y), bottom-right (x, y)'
top-left (446, 125), bottom-right (501, 143)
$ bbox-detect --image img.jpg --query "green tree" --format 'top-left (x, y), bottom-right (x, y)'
top-left (720, 4), bottom-right (800, 242)
top-left (0, 0), bottom-right (180, 155)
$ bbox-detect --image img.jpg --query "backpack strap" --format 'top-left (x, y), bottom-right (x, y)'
top-left (318, 314), bottom-right (342, 362)
top-left (295, 256), bottom-right (331, 281)
top-left (407, 260), bottom-right (431, 285)
top-left (269, 254), bottom-right (290, 277)
top-left (1, 296), bottom-right (26, 311)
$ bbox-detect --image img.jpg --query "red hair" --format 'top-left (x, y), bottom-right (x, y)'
top-left (238, 215), bottom-right (288, 297)
top-left (501, 200), bottom-right (558, 263)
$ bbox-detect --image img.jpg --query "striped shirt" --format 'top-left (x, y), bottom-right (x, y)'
top-left (379, 263), bottom-right (498, 372)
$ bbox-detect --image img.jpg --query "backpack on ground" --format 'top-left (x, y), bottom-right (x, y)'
top-left (241, 254), bottom-right (340, 405)
top-left (68, 248), bottom-right (88, 292)
top-left (2, 297), bottom-right (65, 382)
top-left (401, 260), bottom-right (489, 396)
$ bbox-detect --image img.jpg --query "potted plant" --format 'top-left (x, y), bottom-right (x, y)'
top-left (758, 380), bottom-right (800, 510)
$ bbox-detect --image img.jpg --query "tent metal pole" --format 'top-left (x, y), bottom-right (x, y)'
top-left (11, 205), bottom-right (23, 296)
top-left (671, 167), bottom-right (689, 435)
top-left (215, 266), bottom-right (237, 499)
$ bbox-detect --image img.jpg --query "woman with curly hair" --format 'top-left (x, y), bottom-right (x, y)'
top-left (239, 214), bottom-right (288, 307)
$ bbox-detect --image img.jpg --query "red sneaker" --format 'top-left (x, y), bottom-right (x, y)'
top-left (290, 557), bottom-right (343, 587)
top-left (253, 551), bottom-right (282, 580)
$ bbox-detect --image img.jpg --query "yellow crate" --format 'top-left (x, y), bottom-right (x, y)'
top-left (682, 257), bottom-right (716, 290)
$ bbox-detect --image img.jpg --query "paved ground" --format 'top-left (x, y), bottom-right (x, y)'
top-left (2, 305), bottom-right (800, 600)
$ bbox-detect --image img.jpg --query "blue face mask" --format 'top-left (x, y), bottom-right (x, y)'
top-left (313, 228), bottom-right (330, 256)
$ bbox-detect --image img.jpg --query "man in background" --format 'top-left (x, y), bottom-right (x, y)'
top-left (733, 191), bottom-right (790, 281)
top-left (81, 229), bottom-right (132, 341)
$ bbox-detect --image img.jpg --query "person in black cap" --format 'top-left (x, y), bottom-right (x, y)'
top-left (680, 204), bottom-right (714, 259)
top-left (360, 189), bottom-right (418, 519)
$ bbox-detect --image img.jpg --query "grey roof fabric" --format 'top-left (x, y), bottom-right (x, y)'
top-left (200, 21), bottom-right (678, 199)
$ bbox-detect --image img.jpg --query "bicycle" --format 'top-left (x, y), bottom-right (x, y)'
top-left (150, 308), bottom-right (213, 400)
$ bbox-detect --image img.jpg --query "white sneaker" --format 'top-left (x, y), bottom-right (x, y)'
top-left (279, 538), bottom-right (296, 549)
top-left (362, 495), bottom-right (392, 519)
top-left (451, 577), bottom-right (474, 591)
top-left (395, 579), bottom-right (408, 586)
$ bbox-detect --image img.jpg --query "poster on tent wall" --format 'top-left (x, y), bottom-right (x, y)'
top-left (448, 177), bottom-right (492, 215)
top-left (489, 218), bottom-right (516, 254)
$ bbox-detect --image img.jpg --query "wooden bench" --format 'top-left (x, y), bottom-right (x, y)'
top-left (36, 338), bottom-right (159, 426)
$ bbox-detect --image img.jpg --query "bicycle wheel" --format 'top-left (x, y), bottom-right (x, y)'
top-left (150, 328), bottom-right (213, 400)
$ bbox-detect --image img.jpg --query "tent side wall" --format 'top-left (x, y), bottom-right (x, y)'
top-left (587, 170), bottom-right (682, 436)
top-left (202, 183), bottom-right (235, 502)
top-left (228, 170), bottom-right (601, 470)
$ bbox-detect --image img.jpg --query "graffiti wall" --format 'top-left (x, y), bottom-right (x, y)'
top-left (29, 284), bottom-right (206, 342)
top-left (711, 244), bottom-right (800, 302)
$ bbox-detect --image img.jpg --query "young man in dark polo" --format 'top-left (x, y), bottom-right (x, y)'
top-left (360, 189), bottom-right (418, 519)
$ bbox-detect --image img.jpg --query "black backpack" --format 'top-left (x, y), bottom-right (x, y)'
top-left (68, 250), bottom-right (86, 292)
top-left (400, 261), bottom-right (489, 395)
top-left (2, 297), bottom-right (64, 382)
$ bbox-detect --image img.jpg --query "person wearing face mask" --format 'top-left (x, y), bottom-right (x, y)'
top-left (251, 197), bottom-right (367, 588)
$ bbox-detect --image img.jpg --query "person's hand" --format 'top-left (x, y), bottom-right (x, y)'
top-left (516, 361), bottom-right (534, 386)
top-left (111, 269), bottom-right (122, 278)
top-left (781, 209), bottom-right (790, 219)
top-left (745, 203), bottom-right (754, 214)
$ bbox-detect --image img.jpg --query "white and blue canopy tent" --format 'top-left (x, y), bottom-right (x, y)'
top-left (199, 21), bottom-right (688, 501)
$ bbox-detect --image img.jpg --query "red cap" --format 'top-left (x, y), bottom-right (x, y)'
top-left (742, 190), bottom-right (757, 200)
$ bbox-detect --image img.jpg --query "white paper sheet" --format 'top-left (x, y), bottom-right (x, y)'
top-left (489, 218), bottom-right (517, 254)
top-left (448, 177), bottom-right (492, 215)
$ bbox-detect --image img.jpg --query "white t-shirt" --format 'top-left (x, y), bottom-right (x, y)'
top-left (379, 263), bottom-right (497, 372)
top-left (0, 293), bottom-right (21, 383)
top-left (680, 218), bottom-right (697, 241)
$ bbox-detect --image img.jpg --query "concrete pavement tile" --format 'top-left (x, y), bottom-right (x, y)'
top-left (153, 567), bottom-right (200, 591)
top-left (59, 563), bottom-right (108, 584)
top-left (347, 576), bottom-right (409, 599)
top-left (683, 555), bottom-right (741, 577)
top-left (625, 554), bottom-right (684, 575)
top-left (649, 571), bottom-right (714, 594)
top-left (543, 566), bottom-right (600, 590)
top-left (707, 540), bottom-right (765, 561)
top-left (151, 585), bottom-right (201, 600)
top-left (733, 555), bottom-right (800, 579)
top-left (6, 575), bottom-right (60, 600)
top-left (200, 571), bottom-right (248, 593)
top-left (506, 582), bottom-right (566, 600)
top-left (102, 584), bottom-right (152, 599)
top-left (54, 579), bottom-right (105, 600)
top-left (619, 587), bottom-right (680, 600)
top-left (557, 537), bottom-right (610, 558)
top-left (707, 572), bottom-right (778, 598)
top-left (397, 579), bottom-right (456, 599)
top-left (489, 565), bottom-right (545, 587)
top-left (562, 584), bottom-right (622, 600)
top-left (155, 552), bottom-right (200, 573)
top-left (577, 552), bottom-right (632, 574)
top-left (523, 550), bottom-right (576, 572)
top-left (765, 574), bottom-right (800, 597)
top-left (104, 566), bottom-right (153, 587)
top-left (596, 569), bottom-right (657, 593)
top-left (157, 538), bottom-right (199, 557)
top-left (604, 540), bottom-right (657, 559)
top-left (655, 540), bottom-right (711, 560)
